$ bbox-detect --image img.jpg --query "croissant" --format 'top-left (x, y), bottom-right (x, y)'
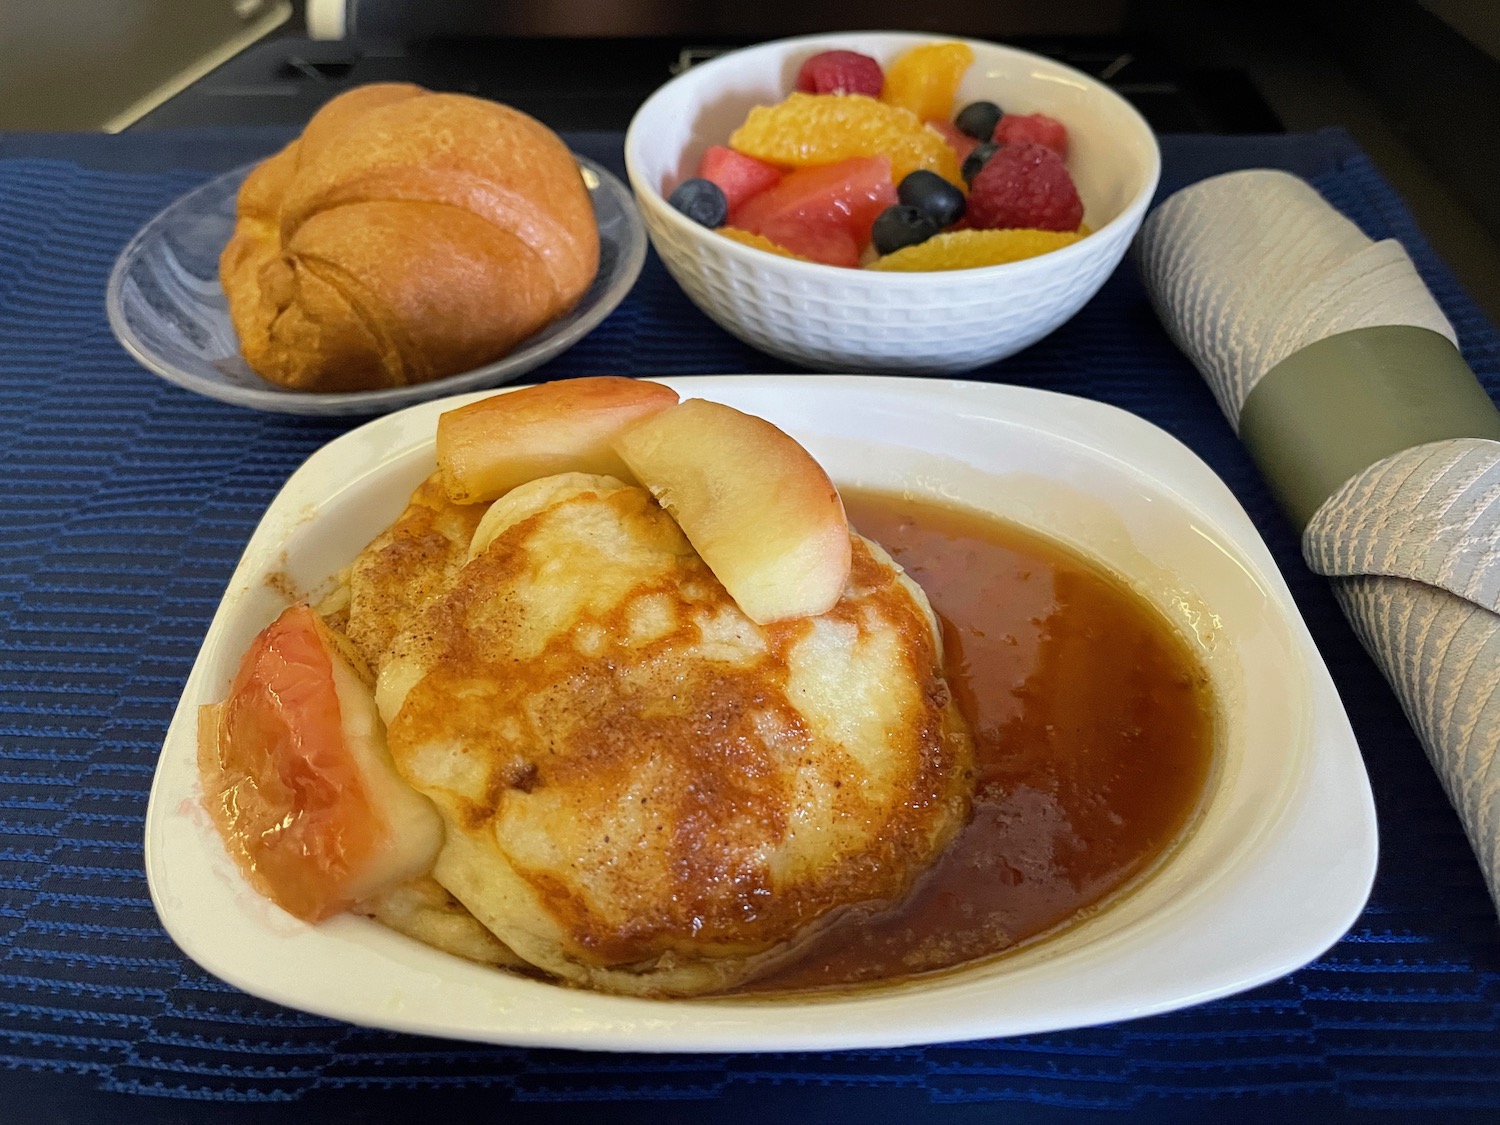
top-left (220, 84), bottom-right (600, 393)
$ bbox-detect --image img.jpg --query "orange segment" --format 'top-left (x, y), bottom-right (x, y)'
top-left (880, 41), bottom-right (975, 123)
top-left (717, 227), bottom-right (812, 261)
top-left (729, 93), bottom-right (962, 186)
top-left (866, 227), bottom-right (1088, 271)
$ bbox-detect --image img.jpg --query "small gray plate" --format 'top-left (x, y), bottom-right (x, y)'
top-left (106, 156), bottom-right (646, 416)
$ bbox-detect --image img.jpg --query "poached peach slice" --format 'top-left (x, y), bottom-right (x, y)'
top-left (612, 398), bottom-right (851, 624)
top-left (437, 376), bottom-right (679, 503)
top-left (197, 604), bottom-right (443, 922)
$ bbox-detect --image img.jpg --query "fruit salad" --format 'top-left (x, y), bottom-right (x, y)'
top-left (665, 41), bottom-right (1090, 271)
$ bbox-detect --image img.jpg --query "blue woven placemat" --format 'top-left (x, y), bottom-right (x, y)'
top-left (0, 129), bottom-right (1497, 1123)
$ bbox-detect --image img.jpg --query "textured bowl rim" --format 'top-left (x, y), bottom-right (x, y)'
top-left (623, 30), bottom-right (1162, 283)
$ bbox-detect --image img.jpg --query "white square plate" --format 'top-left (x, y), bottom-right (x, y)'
top-left (145, 374), bottom-right (1378, 1051)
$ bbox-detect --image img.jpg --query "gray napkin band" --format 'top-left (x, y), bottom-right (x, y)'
top-left (1238, 325), bottom-right (1500, 531)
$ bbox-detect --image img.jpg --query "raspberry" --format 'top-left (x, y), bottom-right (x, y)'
top-left (966, 142), bottom-right (1083, 232)
top-left (992, 112), bottom-right (1069, 157)
top-left (795, 50), bottom-right (884, 97)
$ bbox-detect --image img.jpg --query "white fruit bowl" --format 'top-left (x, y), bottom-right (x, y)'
top-left (623, 31), bottom-right (1161, 374)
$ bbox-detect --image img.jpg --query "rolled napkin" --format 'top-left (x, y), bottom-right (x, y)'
top-left (1136, 169), bottom-right (1500, 915)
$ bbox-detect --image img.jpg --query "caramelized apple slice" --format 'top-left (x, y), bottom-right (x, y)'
top-left (197, 604), bottom-right (443, 922)
top-left (613, 398), bottom-right (851, 624)
top-left (437, 376), bottom-right (679, 503)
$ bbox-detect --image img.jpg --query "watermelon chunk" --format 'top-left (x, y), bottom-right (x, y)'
top-left (733, 156), bottom-right (898, 267)
top-left (749, 219), bottom-right (861, 268)
top-left (695, 145), bottom-right (784, 215)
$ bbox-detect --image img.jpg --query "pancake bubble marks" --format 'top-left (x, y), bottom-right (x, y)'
top-left (375, 468), bottom-right (973, 996)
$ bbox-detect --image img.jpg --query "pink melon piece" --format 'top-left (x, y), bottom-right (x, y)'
top-left (732, 156), bottom-right (897, 267)
top-left (696, 145), bottom-right (785, 214)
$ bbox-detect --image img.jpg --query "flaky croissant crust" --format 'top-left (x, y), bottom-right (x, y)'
top-left (220, 84), bottom-right (600, 393)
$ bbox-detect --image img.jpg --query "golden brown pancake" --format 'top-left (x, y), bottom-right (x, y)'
top-left (344, 472), bottom-right (490, 674)
top-left (373, 473), bottom-right (974, 996)
top-left (355, 876), bottom-right (529, 970)
top-left (322, 476), bottom-right (530, 964)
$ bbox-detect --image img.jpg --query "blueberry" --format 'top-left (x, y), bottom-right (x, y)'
top-left (870, 205), bottom-right (941, 257)
top-left (955, 101), bottom-right (1003, 141)
top-left (668, 178), bottom-right (728, 228)
top-left (898, 170), bottom-right (965, 228)
top-left (961, 142), bottom-right (1000, 185)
